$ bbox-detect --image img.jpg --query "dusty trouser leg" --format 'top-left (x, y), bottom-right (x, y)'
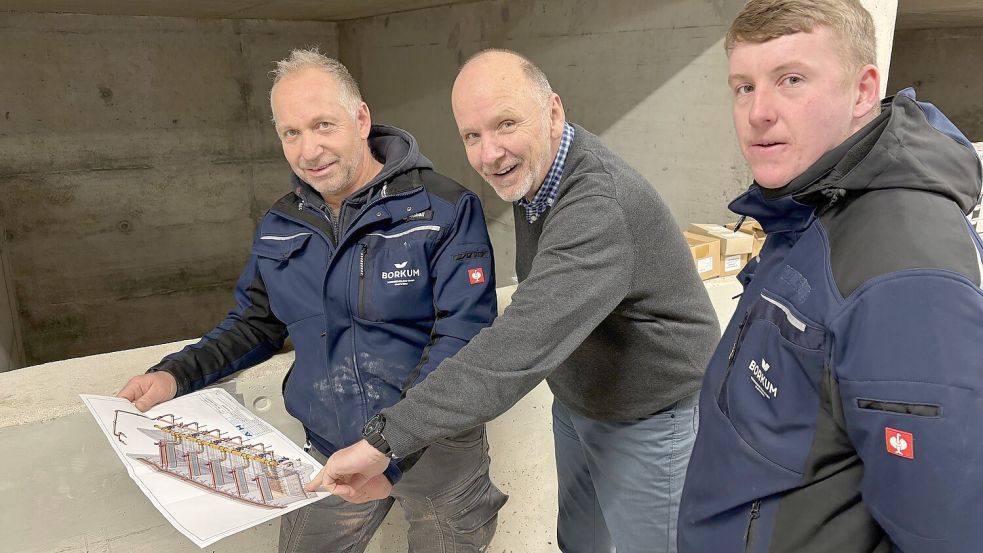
top-left (393, 425), bottom-right (509, 552)
top-left (278, 447), bottom-right (395, 553)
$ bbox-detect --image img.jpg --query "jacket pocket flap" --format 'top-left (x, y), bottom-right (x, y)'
top-left (253, 232), bottom-right (312, 260)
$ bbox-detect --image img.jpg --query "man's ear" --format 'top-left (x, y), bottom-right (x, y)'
top-left (853, 64), bottom-right (881, 119)
top-left (357, 101), bottom-right (372, 139)
top-left (549, 93), bottom-right (566, 139)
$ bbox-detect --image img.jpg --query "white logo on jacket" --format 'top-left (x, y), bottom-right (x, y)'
top-left (381, 261), bottom-right (420, 286)
top-left (749, 358), bottom-right (778, 398)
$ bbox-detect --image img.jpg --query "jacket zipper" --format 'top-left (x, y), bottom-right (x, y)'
top-left (289, 184), bottom-right (421, 250)
top-left (728, 309), bottom-right (753, 366)
top-left (296, 185), bottom-right (424, 423)
top-left (718, 309), bottom-right (753, 416)
top-left (320, 204), bottom-right (341, 245)
top-left (342, 189), bottom-right (416, 420)
top-left (349, 245), bottom-right (367, 421)
top-left (358, 245), bottom-right (367, 318)
top-left (744, 500), bottom-right (761, 553)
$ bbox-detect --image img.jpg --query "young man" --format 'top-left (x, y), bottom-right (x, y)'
top-left (315, 49), bottom-right (720, 553)
top-left (117, 49), bottom-right (506, 552)
top-left (678, 2), bottom-right (983, 552)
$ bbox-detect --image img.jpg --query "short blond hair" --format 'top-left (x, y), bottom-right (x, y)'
top-left (725, 0), bottom-right (876, 71)
top-left (269, 47), bottom-right (362, 120)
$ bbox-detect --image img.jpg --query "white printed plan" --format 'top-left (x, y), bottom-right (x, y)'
top-left (81, 389), bottom-right (328, 548)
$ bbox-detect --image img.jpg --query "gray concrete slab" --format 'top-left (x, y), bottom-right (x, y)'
top-left (0, 0), bottom-right (482, 21)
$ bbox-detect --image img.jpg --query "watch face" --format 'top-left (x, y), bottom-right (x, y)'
top-left (363, 415), bottom-right (384, 437)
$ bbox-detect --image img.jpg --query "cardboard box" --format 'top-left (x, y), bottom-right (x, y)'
top-left (684, 232), bottom-right (720, 280)
top-left (720, 252), bottom-right (749, 277)
top-left (726, 219), bottom-right (767, 258)
top-left (687, 223), bottom-right (753, 256)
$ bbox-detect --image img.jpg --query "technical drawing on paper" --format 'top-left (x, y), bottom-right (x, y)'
top-left (113, 410), bottom-right (316, 509)
top-left (81, 390), bottom-right (328, 548)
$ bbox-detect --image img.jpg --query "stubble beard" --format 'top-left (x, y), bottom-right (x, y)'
top-left (488, 117), bottom-right (553, 203)
top-left (308, 149), bottom-right (363, 201)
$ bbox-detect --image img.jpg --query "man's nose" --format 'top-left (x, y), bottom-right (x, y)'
top-left (748, 89), bottom-right (777, 127)
top-left (300, 134), bottom-right (321, 161)
top-left (480, 136), bottom-right (506, 168)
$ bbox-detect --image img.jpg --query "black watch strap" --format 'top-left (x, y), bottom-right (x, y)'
top-left (365, 431), bottom-right (391, 456)
top-left (362, 414), bottom-right (392, 456)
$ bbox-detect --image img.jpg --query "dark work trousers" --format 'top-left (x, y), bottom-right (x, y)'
top-left (279, 425), bottom-right (508, 553)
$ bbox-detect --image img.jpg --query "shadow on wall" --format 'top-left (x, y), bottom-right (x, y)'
top-left (343, 0), bottom-right (746, 283)
top-left (348, 0), bottom-right (741, 144)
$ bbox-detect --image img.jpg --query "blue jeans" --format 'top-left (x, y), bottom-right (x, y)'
top-left (553, 392), bottom-right (699, 553)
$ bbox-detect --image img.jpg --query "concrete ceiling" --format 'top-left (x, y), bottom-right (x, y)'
top-left (0, 0), bottom-right (480, 21)
top-left (0, 0), bottom-right (981, 28)
top-left (897, 0), bottom-right (983, 30)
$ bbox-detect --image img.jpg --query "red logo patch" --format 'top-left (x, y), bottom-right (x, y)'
top-left (467, 267), bottom-right (485, 285)
top-left (885, 427), bottom-right (914, 459)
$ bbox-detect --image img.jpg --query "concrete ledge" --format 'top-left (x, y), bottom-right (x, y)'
top-left (0, 278), bottom-right (741, 552)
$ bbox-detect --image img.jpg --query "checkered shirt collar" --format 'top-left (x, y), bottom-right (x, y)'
top-left (516, 122), bottom-right (575, 223)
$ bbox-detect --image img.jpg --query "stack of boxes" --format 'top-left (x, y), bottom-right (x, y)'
top-left (684, 220), bottom-right (766, 281)
top-left (726, 219), bottom-right (766, 259)
top-left (683, 232), bottom-right (721, 280)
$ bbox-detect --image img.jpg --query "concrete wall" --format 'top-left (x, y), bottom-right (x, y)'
top-left (0, 223), bottom-right (26, 372)
top-left (340, 0), bottom-right (898, 282)
top-left (888, 27), bottom-right (983, 141)
top-left (866, 0), bottom-right (900, 91)
top-left (0, 13), bottom-right (338, 365)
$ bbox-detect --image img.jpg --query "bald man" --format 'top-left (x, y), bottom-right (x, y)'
top-left (314, 49), bottom-right (720, 553)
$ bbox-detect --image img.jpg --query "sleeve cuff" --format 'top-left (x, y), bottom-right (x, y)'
top-left (380, 408), bottom-right (428, 459)
top-left (382, 461), bottom-right (402, 486)
top-left (147, 361), bottom-right (190, 396)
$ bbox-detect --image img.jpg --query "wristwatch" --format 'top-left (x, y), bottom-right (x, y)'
top-left (362, 413), bottom-right (392, 456)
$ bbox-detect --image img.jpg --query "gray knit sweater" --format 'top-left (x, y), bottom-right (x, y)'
top-left (382, 123), bottom-right (720, 457)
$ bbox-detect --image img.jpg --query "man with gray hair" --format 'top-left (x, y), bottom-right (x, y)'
top-left (117, 48), bottom-right (506, 552)
top-left (315, 48), bottom-right (720, 553)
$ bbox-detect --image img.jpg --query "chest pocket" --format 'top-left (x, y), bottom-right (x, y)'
top-left (355, 225), bottom-right (439, 323)
top-left (717, 289), bottom-right (827, 474)
top-left (251, 232), bottom-right (319, 325)
top-left (253, 232), bottom-right (312, 260)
